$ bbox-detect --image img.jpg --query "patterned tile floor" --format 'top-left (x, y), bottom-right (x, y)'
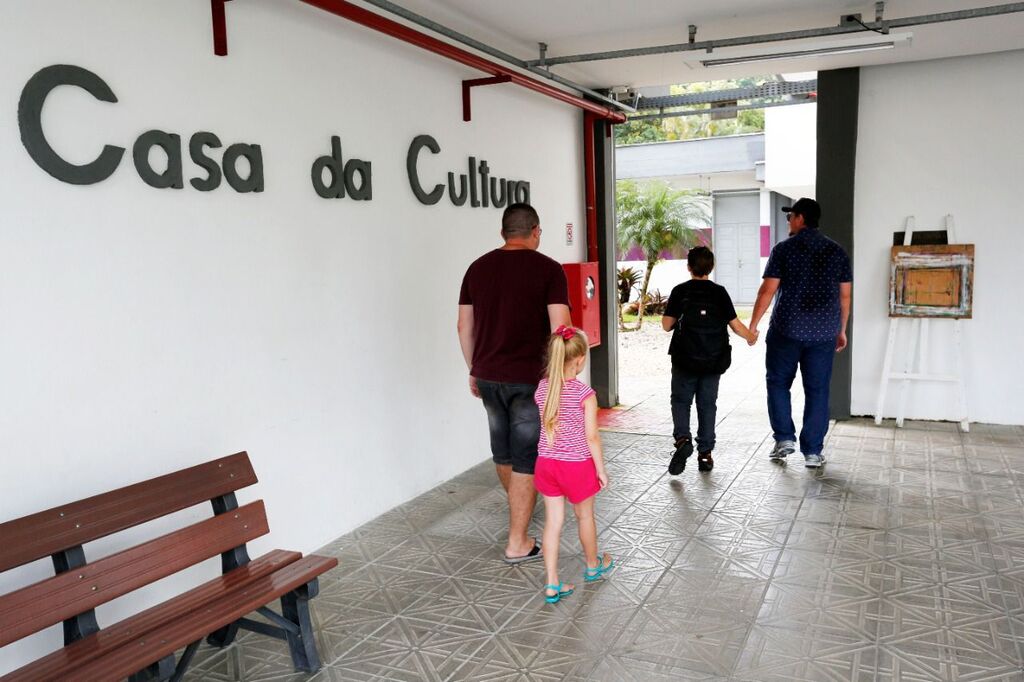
top-left (183, 345), bottom-right (1024, 680)
top-left (183, 416), bottom-right (1024, 681)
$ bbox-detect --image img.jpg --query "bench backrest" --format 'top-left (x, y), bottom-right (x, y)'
top-left (0, 452), bottom-right (262, 648)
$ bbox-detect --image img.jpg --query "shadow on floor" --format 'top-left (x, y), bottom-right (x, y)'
top-left (185, 416), bottom-right (1024, 681)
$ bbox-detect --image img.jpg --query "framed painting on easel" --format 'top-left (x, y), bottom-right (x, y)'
top-left (877, 217), bottom-right (971, 433)
top-left (889, 244), bottom-right (974, 319)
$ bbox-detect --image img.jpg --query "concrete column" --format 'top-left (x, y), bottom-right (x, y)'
top-left (816, 68), bottom-right (859, 420)
top-left (588, 116), bottom-right (619, 408)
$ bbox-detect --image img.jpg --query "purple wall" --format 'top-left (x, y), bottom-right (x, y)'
top-left (620, 228), bottom-right (712, 261)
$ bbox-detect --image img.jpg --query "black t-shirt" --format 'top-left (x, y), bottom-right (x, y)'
top-left (663, 279), bottom-right (737, 359)
top-left (459, 249), bottom-right (570, 384)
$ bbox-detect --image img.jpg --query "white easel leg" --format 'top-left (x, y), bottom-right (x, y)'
top-left (875, 318), bottom-right (899, 426)
top-left (954, 320), bottom-right (970, 432)
top-left (896, 318), bottom-right (921, 429)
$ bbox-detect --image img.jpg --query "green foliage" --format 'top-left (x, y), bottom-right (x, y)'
top-left (616, 77), bottom-right (778, 146)
top-left (615, 119), bottom-right (665, 145)
top-left (620, 312), bottom-right (662, 325)
top-left (615, 180), bottom-right (710, 328)
top-left (625, 289), bottom-right (668, 316)
top-left (616, 180), bottom-right (709, 263)
top-left (617, 266), bottom-right (641, 304)
top-left (737, 107), bottom-right (765, 130)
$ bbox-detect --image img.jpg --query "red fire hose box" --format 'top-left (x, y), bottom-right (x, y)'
top-left (562, 262), bottom-right (601, 347)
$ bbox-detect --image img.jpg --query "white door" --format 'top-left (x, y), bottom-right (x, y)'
top-left (712, 193), bottom-right (761, 304)
top-left (714, 223), bottom-right (740, 297)
top-left (737, 222), bottom-right (762, 302)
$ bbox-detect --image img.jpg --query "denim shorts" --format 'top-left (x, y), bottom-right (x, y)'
top-left (476, 379), bottom-right (540, 475)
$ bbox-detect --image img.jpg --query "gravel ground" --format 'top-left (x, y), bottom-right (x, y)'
top-left (617, 306), bottom-right (754, 380)
top-left (616, 320), bottom-right (674, 378)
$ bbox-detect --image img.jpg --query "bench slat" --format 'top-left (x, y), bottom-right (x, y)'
top-left (0, 452), bottom-right (257, 572)
top-left (0, 501), bottom-right (269, 647)
top-left (0, 550), bottom-right (302, 682)
top-left (64, 555), bottom-right (338, 682)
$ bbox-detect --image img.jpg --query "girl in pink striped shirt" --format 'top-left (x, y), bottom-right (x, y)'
top-left (534, 325), bottom-right (613, 603)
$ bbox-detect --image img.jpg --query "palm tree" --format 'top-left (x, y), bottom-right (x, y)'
top-left (616, 266), bottom-right (641, 331)
top-left (616, 180), bottom-right (710, 330)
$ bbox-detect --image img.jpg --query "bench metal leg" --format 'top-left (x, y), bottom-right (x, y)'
top-left (206, 492), bottom-right (250, 650)
top-left (280, 580), bottom-right (323, 673)
top-left (168, 640), bottom-right (202, 682)
top-left (205, 621), bottom-right (240, 648)
top-left (51, 546), bottom-right (101, 645)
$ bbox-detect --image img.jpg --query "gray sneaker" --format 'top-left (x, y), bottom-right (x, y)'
top-left (769, 440), bottom-right (796, 461)
top-left (804, 454), bottom-right (825, 468)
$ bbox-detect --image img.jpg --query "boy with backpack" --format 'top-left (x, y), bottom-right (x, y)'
top-left (662, 247), bottom-right (758, 475)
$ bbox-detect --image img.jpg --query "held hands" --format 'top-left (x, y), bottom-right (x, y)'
top-left (746, 328), bottom-right (759, 346)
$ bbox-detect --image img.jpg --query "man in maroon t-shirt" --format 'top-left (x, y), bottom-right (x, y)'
top-left (458, 203), bottom-right (571, 564)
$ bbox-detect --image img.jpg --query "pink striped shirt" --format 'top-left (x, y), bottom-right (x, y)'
top-left (534, 378), bottom-right (596, 461)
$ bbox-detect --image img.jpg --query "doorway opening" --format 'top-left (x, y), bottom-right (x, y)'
top-left (599, 73), bottom-right (817, 436)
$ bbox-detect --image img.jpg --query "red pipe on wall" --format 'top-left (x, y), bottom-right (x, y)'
top-left (583, 112), bottom-right (599, 263)
top-left (297, 0), bottom-right (619, 263)
top-left (211, 0), bottom-right (228, 56)
top-left (298, 0), bottom-right (626, 124)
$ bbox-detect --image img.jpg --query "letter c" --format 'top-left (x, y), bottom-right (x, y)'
top-left (18, 64), bottom-right (125, 185)
top-left (406, 134), bottom-right (444, 205)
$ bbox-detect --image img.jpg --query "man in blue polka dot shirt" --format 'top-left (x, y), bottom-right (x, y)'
top-left (749, 198), bottom-right (852, 468)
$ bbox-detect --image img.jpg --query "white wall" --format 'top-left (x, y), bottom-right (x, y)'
top-left (616, 260), bottom-right (762, 307)
top-left (658, 170), bottom-right (760, 194)
top-left (616, 134), bottom-right (764, 180)
top-left (0, 0), bottom-right (586, 670)
top-left (764, 102), bottom-right (816, 200)
top-left (617, 260), bottom-right (689, 302)
top-left (852, 50), bottom-right (1024, 425)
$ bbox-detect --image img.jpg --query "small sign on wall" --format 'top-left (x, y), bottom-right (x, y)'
top-left (565, 222), bottom-right (574, 246)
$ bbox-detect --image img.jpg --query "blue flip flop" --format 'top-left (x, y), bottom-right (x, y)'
top-left (544, 582), bottom-right (574, 603)
top-left (584, 554), bottom-right (615, 582)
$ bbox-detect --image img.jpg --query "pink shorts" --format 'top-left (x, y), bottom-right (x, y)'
top-left (534, 457), bottom-right (601, 503)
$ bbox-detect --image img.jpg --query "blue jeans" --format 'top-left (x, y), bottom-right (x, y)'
top-left (670, 365), bottom-right (721, 454)
top-left (765, 329), bottom-right (836, 456)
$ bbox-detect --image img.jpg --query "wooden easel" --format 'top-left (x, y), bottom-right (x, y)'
top-left (874, 215), bottom-right (970, 432)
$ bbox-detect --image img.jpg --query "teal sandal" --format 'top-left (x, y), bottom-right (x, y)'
top-left (584, 553), bottom-right (615, 582)
top-left (544, 583), bottom-right (574, 603)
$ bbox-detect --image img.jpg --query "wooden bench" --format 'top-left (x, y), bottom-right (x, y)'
top-left (0, 451), bottom-right (338, 681)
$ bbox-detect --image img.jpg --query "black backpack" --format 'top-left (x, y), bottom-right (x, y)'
top-left (671, 290), bottom-right (732, 375)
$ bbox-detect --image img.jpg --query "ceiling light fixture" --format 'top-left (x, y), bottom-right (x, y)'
top-left (701, 41), bottom-right (896, 67)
